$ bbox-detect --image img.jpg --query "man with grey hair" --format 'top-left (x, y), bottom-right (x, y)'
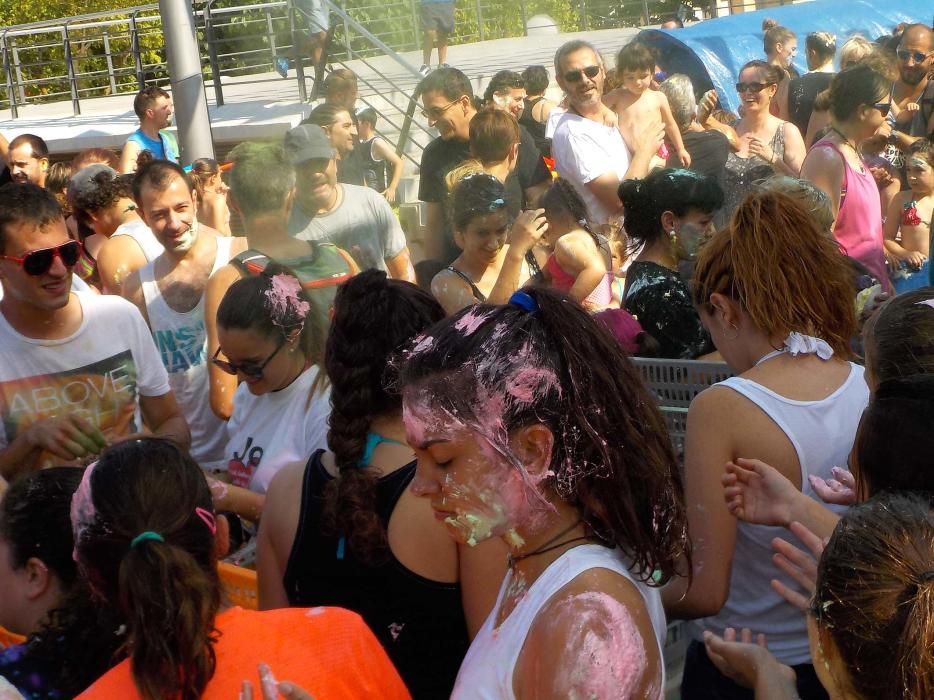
top-left (658, 74), bottom-right (730, 179)
top-left (550, 39), bottom-right (661, 228)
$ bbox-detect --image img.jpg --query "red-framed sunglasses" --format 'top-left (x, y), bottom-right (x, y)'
top-left (0, 240), bottom-right (82, 276)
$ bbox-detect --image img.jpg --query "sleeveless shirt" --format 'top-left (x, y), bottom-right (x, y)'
top-left (139, 237), bottom-right (231, 471)
top-left (812, 138), bottom-right (888, 287)
top-left (283, 449), bottom-right (470, 700)
top-left (688, 362), bottom-right (869, 664)
top-left (452, 543), bottom-right (667, 699)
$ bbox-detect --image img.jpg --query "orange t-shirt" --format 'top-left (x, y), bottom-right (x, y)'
top-left (78, 606), bottom-right (411, 699)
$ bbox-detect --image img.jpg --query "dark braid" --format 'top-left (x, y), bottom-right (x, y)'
top-left (321, 270), bottom-right (445, 564)
top-left (543, 178), bottom-right (600, 245)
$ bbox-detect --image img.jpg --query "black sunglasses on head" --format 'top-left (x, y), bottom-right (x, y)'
top-left (563, 65), bottom-right (601, 83)
top-left (0, 240), bottom-right (82, 276)
top-left (872, 100), bottom-right (891, 117)
top-left (212, 338), bottom-right (285, 379)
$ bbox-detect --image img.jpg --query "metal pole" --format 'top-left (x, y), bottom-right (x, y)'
top-left (63, 26), bottom-right (82, 116)
top-left (11, 40), bottom-right (26, 105)
top-left (641, 0), bottom-right (650, 25)
top-left (130, 13), bottom-right (145, 88)
top-left (581, 0), bottom-right (589, 32)
top-left (160, 0), bottom-right (216, 163)
top-left (1, 35), bottom-right (19, 119)
top-left (103, 31), bottom-right (118, 94)
top-left (519, 0), bottom-right (528, 36)
top-left (203, 3), bottom-right (225, 106)
top-left (289, 1), bottom-right (308, 102)
top-left (409, 0), bottom-right (420, 50)
top-left (266, 10), bottom-right (278, 63)
top-left (475, 0), bottom-right (485, 41)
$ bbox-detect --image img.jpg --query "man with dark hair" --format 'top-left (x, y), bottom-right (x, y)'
top-left (0, 183), bottom-right (188, 480)
top-left (419, 0), bottom-right (455, 75)
top-left (7, 134), bottom-right (50, 188)
top-left (120, 86), bottom-right (178, 173)
top-left (483, 70), bottom-right (526, 118)
top-left (417, 66), bottom-right (551, 263)
top-left (551, 40), bottom-right (660, 227)
top-left (520, 65), bottom-right (556, 157)
top-left (661, 17), bottom-right (684, 29)
top-left (122, 160), bottom-right (241, 474)
top-left (356, 108), bottom-right (404, 203)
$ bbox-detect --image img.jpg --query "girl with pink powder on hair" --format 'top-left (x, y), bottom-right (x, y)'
top-left (394, 287), bottom-right (689, 699)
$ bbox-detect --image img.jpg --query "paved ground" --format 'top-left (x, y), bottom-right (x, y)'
top-left (0, 24), bottom-right (642, 156)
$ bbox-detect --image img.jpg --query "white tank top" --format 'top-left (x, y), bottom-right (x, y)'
top-left (452, 543), bottom-right (667, 699)
top-left (112, 219), bottom-right (164, 262)
top-left (688, 362), bottom-right (869, 665)
top-left (139, 237), bottom-right (232, 472)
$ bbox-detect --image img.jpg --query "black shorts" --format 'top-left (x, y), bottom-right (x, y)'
top-left (420, 1), bottom-right (455, 34)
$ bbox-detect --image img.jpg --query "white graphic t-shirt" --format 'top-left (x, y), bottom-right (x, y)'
top-left (0, 293), bottom-right (171, 467)
top-left (225, 365), bottom-right (330, 494)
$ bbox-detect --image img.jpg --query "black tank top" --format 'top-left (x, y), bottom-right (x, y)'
top-left (519, 96), bottom-right (552, 157)
top-left (283, 449), bottom-right (470, 699)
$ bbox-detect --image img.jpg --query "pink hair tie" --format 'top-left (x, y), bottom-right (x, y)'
top-left (195, 506), bottom-right (217, 535)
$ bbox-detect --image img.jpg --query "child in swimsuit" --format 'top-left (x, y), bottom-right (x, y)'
top-left (884, 139), bottom-right (933, 293)
top-left (540, 179), bottom-right (617, 310)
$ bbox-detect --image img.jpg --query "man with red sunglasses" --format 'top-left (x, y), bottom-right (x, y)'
top-left (0, 183), bottom-right (189, 480)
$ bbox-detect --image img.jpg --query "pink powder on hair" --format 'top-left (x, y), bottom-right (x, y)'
top-left (506, 366), bottom-right (560, 404)
top-left (454, 307), bottom-right (493, 336)
top-left (265, 274), bottom-right (310, 324)
top-left (553, 591), bottom-right (652, 699)
top-left (70, 460), bottom-right (99, 558)
top-left (411, 334), bottom-right (435, 354)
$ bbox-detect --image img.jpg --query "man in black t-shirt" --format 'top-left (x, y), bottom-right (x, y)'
top-left (417, 67), bottom-right (551, 264)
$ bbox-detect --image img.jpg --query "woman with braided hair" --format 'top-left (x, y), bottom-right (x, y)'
top-left (257, 270), bottom-right (507, 699)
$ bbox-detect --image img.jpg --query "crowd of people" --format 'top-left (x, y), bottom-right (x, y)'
top-left (0, 13), bottom-right (932, 700)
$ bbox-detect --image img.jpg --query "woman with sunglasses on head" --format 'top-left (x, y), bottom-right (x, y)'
top-left (717, 60), bottom-right (806, 225)
top-left (801, 65), bottom-right (892, 288)
top-left (431, 173), bottom-right (546, 315)
top-left (212, 267), bottom-right (329, 522)
top-left (75, 438), bottom-right (411, 700)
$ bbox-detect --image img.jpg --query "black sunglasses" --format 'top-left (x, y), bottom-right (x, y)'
top-left (735, 82), bottom-right (773, 94)
top-left (212, 338), bottom-right (285, 379)
top-left (563, 65), bottom-right (601, 83)
top-left (872, 101), bottom-right (891, 117)
top-left (0, 240), bottom-right (82, 276)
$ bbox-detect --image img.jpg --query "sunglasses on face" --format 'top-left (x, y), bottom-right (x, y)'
top-left (0, 240), bottom-right (82, 276)
top-left (563, 65), bottom-right (601, 83)
top-left (896, 48), bottom-right (931, 64)
top-left (735, 82), bottom-right (773, 94)
top-left (212, 337), bottom-right (285, 379)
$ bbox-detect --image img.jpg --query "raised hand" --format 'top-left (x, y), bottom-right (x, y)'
top-left (722, 458), bottom-right (798, 526)
top-left (808, 467), bottom-right (857, 506)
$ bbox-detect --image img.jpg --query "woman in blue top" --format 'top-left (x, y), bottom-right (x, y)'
top-left (257, 270), bottom-right (507, 699)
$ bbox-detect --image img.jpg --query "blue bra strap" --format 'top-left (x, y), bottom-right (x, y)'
top-left (358, 432), bottom-right (406, 468)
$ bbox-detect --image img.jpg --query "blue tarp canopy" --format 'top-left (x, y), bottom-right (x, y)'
top-left (636, 0), bottom-right (931, 114)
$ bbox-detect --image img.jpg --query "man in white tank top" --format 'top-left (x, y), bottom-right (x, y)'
top-left (123, 161), bottom-right (246, 473)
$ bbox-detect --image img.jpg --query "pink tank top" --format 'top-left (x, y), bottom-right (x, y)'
top-left (545, 254), bottom-right (613, 306)
top-left (813, 139), bottom-right (887, 287)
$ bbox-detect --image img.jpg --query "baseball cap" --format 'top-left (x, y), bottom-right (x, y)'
top-left (67, 163), bottom-right (119, 206)
top-left (284, 124), bottom-right (335, 164)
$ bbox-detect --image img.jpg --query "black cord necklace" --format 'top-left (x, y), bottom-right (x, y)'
top-left (506, 519), bottom-right (592, 569)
